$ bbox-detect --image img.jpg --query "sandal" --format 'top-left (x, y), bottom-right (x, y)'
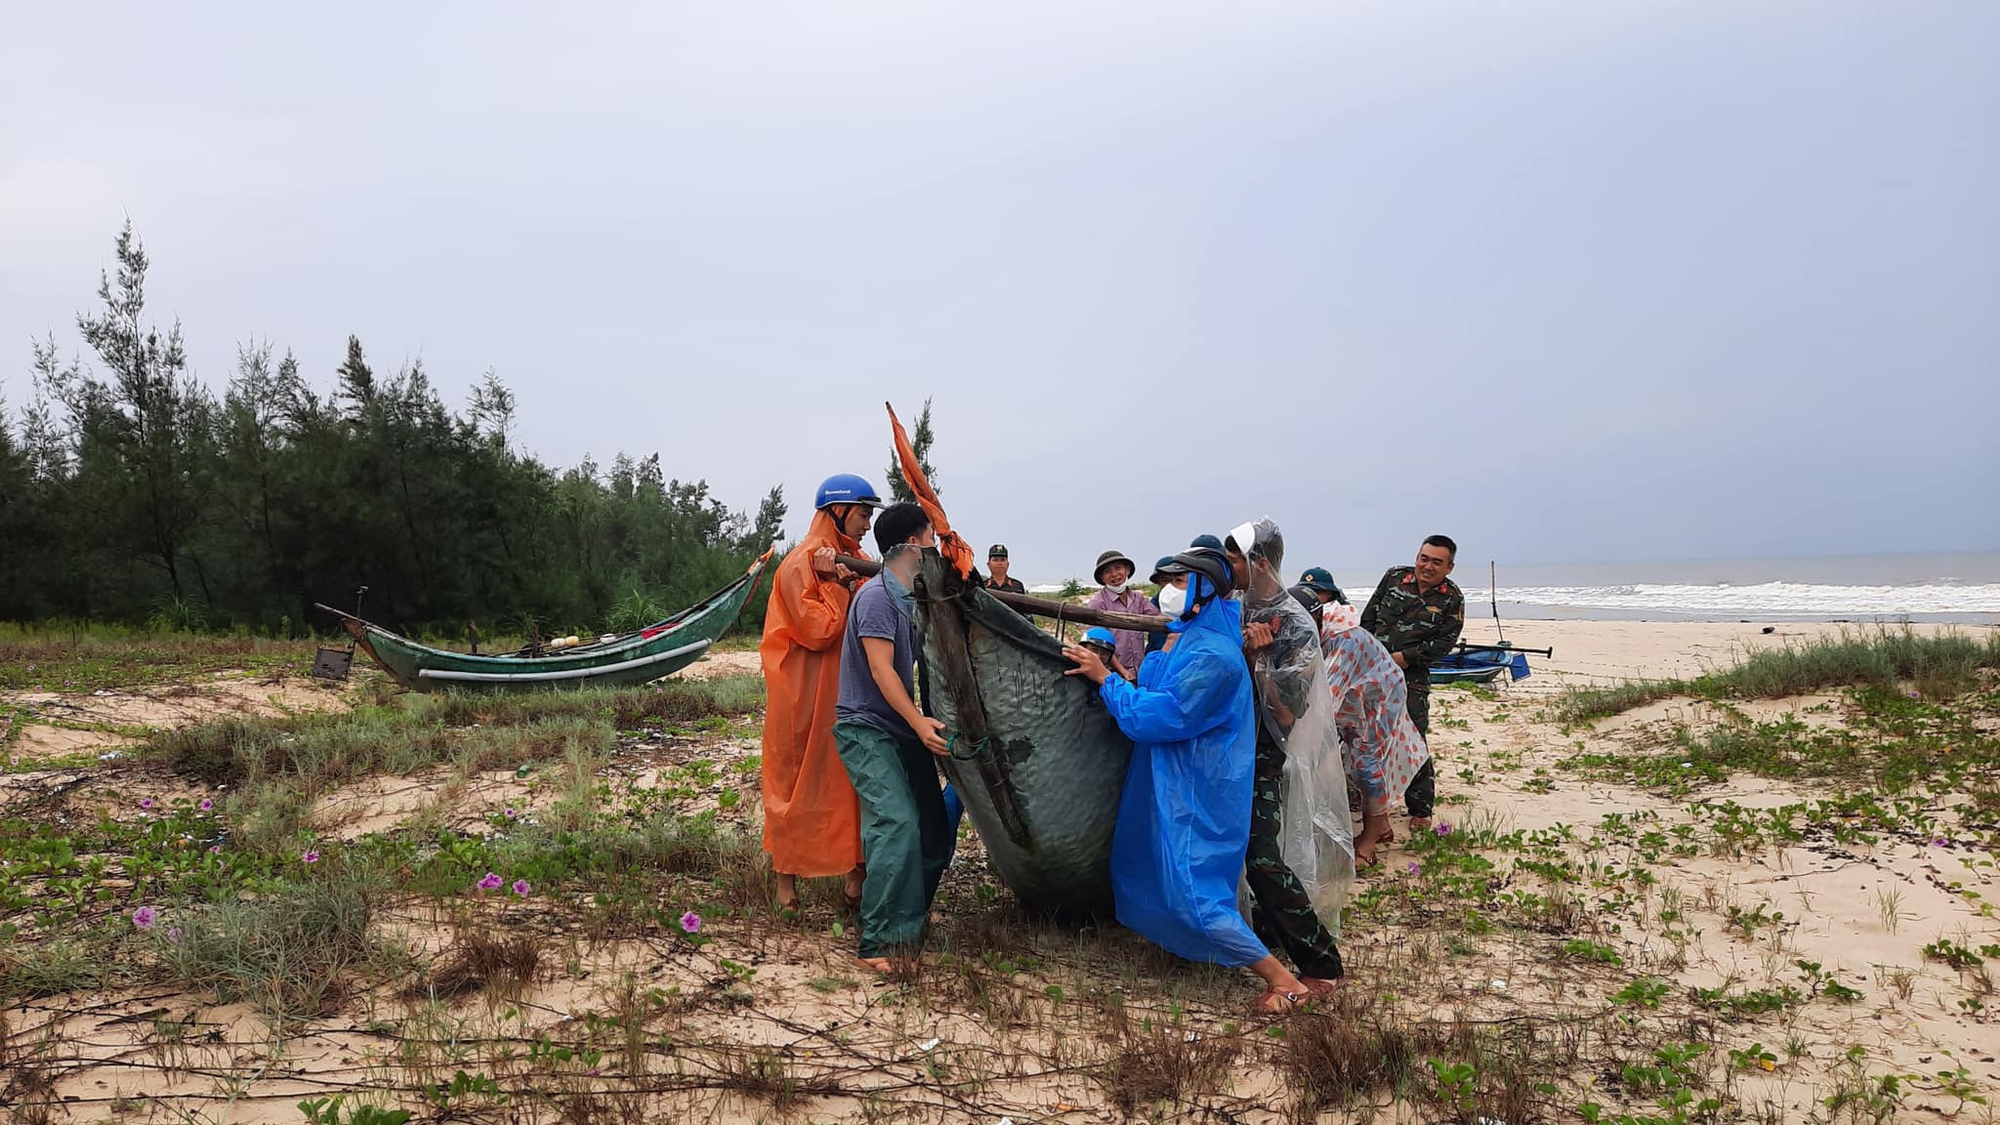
top-left (1256, 988), bottom-right (1304, 1014)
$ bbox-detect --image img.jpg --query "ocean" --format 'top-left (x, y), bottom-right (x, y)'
top-left (1033, 551), bottom-right (2000, 624)
top-left (1440, 551), bottom-right (2000, 624)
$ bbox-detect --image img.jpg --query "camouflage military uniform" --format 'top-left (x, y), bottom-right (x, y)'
top-left (1359, 566), bottom-right (1465, 818)
top-left (1243, 599), bottom-right (1344, 981)
top-left (1247, 739), bottom-right (1344, 979)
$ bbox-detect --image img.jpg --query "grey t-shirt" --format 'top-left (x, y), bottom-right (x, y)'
top-left (836, 573), bottom-right (918, 740)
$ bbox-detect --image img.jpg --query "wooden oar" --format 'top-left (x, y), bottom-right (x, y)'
top-left (833, 554), bottom-right (1170, 634)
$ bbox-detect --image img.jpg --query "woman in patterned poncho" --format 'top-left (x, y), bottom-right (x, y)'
top-left (1319, 601), bottom-right (1431, 866)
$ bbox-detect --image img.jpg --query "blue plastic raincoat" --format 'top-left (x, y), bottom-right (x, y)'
top-left (1100, 583), bottom-right (1266, 967)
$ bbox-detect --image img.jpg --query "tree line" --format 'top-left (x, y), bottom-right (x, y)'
top-left (0, 224), bottom-right (786, 639)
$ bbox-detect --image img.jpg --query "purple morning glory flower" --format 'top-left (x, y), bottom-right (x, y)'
top-left (512, 879), bottom-right (531, 897)
top-left (680, 911), bottom-right (702, 934)
top-left (478, 872), bottom-right (504, 892)
top-left (132, 906), bottom-right (158, 930)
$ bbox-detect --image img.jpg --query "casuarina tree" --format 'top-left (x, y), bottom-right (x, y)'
top-left (885, 396), bottom-right (939, 503)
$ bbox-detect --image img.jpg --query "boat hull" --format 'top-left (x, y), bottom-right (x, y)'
top-left (914, 554), bottom-right (1132, 918)
top-left (326, 555), bottom-right (769, 693)
top-left (1431, 648), bottom-right (1530, 685)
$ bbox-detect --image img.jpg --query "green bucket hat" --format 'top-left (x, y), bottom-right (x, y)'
top-left (1093, 549), bottom-right (1136, 584)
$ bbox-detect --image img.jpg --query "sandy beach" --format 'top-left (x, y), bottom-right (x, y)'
top-left (4, 618), bottom-right (1999, 1121)
top-left (1458, 617), bottom-right (1995, 688)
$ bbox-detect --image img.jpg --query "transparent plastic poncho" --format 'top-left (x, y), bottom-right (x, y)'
top-left (1236, 518), bottom-right (1356, 934)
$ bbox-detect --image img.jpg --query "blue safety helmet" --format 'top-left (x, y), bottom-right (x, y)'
top-left (1081, 627), bottom-right (1117, 648)
top-left (814, 474), bottom-right (884, 511)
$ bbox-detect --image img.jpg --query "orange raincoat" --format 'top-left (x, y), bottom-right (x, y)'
top-left (759, 510), bottom-right (868, 876)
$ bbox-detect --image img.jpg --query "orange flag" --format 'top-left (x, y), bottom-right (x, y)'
top-left (887, 402), bottom-right (975, 579)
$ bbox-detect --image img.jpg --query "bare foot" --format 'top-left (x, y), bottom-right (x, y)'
top-left (842, 865), bottom-right (865, 909)
top-left (1355, 811), bottom-right (1389, 867)
top-left (1298, 976), bottom-right (1341, 998)
top-left (853, 956), bottom-right (917, 978)
top-left (1408, 817), bottom-right (1433, 834)
top-left (774, 871), bottom-right (800, 913)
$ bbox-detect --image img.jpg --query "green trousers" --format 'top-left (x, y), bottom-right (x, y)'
top-left (1403, 679), bottom-right (1435, 818)
top-left (834, 720), bottom-right (956, 958)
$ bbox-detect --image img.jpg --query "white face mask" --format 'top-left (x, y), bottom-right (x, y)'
top-left (1157, 582), bottom-right (1188, 618)
top-left (1104, 581), bottom-right (1128, 595)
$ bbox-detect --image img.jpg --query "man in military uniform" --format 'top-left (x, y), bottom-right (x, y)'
top-left (1360, 534), bottom-right (1465, 831)
top-left (983, 545), bottom-right (1026, 594)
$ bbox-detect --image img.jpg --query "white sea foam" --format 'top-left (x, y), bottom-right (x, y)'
top-left (1496, 582), bottom-right (2000, 617)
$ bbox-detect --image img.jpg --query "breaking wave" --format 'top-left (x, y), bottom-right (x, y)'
top-left (1496, 582), bottom-right (2000, 618)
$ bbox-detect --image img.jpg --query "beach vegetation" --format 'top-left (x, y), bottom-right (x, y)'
top-left (152, 676), bottom-right (763, 786)
top-left (8, 623), bottom-right (1999, 1119)
top-left (1548, 625), bottom-right (2000, 725)
top-left (1564, 678), bottom-right (1999, 806)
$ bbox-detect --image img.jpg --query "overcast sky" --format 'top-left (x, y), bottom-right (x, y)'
top-left (5, 2), bottom-right (1996, 586)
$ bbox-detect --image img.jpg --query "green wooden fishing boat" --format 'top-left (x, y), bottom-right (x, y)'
top-left (316, 552), bottom-right (771, 692)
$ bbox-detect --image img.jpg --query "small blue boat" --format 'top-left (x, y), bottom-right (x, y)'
top-left (1434, 563), bottom-right (1548, 685)
top-left (1432, 645), bottom-right (1534, 685)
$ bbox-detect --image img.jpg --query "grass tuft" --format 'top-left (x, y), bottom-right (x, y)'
top-left (1283, 992), bottom-right (1425, 1113)
top-left (415, 927), bottom-right (541, 1001)
top-left (717, 1047), bottom-right (843, 1111)
top-left (157, 866), bottom-right (381, 1020)
top-left (0, 938), bottom-right (123, 1001)
top-left (1099, 1005), bottom-right (1241, 1114)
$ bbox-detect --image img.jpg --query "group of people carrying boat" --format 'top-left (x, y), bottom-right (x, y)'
top-left (759, 472), bottom-right (1465, 1012)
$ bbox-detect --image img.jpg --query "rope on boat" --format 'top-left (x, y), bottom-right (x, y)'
top-left (945, 731), bottom-right (992, 762)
